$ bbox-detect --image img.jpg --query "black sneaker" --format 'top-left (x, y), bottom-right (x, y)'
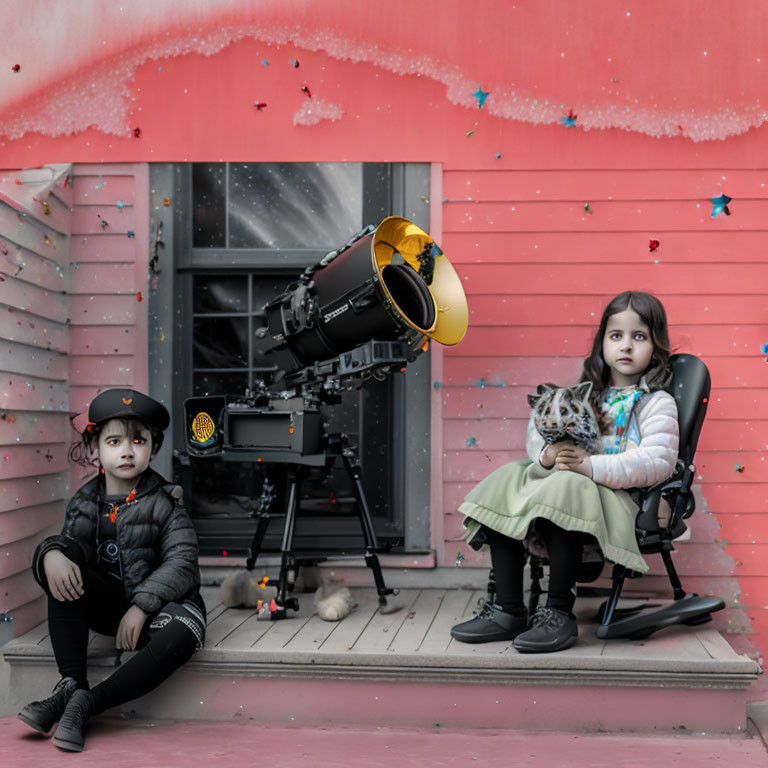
top-left (52, 689), bottom-right (95, 752)
top-left (18, 677), bottom-right (79, 734)
top-left (450, 602), bottom-right (528, 644)
top-left (513, 607), bottom-right (578, 653)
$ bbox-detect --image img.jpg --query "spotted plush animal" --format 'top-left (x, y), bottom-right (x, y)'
top-left (527, 381), bottom-right (603, 453)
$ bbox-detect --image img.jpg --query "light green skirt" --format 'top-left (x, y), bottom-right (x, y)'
top-left (460, 460), bottom-right (648, 574)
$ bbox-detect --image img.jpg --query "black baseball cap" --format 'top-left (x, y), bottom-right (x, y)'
top-left (87, 389), bottom-right (170, 432)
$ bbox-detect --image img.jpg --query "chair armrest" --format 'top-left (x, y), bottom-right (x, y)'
top-left (634, 460), bottom-right (695, 547)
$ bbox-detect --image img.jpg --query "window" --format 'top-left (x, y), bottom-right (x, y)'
top-left (153, 162), bottom-right (432, 557)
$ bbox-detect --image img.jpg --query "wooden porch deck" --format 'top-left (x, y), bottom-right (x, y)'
top-left (4, 586), bottom-right (759, 734)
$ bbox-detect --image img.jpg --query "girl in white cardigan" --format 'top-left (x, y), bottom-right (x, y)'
top-left (451, 291), bottom-right (679, 653)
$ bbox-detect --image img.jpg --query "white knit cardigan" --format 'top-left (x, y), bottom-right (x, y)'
top-left (525, 389), bottom-right (680, 490)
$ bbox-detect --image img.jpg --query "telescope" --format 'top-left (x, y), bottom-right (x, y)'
top-left (184, 217), bottom-right (468, 618)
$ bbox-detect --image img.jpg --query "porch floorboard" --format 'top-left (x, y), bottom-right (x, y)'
top-left (4, 588), bottom-right (759, 734)
top-left (5, 587), bottom-right (756, 678)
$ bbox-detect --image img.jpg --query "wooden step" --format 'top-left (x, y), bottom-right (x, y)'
top-left (3, 587), bottom-right (759, 734)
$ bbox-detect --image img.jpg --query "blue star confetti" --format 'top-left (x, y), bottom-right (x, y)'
top-left (761, 343), bottom-right (768, 355)
top-left (472, 87), bottom-right (490, 109)
top-left (561, 109), bottom-right (577, 127)
top-left (710, 194), bottom-right (732, 217)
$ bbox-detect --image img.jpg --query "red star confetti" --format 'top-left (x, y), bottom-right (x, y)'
top-left (302, 85), bottom-right (312, 98)
top-left (649, 239), bottom-right (660, 252)
top-left (561, 109), bottom-right (577, 127)
top-left (254, 102), bottom-right (268, 110)
top-left (11, 64), bottom-right (20, 72)
top-left (133, 127), bottom-right (141, 138)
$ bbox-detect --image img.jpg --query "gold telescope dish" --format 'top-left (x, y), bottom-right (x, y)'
top-left (372, 216), bottom-right (468, 346)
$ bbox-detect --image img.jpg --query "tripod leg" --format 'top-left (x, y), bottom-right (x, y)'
top-left (247, 472), bottom-right (277, 571)
top-left (277, 468), bottom-right (303, 605)
top-left (246, 513), bottom-right (270, 572)
top-left (341, 448), bottom-right (399, 610)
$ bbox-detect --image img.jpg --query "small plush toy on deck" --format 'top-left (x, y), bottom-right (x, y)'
top-left (220, 571), bottom-right (277, 608)
top-left (313, 584), bottom-right (357, 621)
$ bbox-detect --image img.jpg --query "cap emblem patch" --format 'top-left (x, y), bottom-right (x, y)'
top-left (122, 397), bottom-right (133, 405)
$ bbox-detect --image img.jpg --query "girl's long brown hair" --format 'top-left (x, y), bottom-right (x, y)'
top-left (580, 291), bottom-right (671, 393)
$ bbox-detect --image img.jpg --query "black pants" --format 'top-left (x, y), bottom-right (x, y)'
top-left (33, 540), bottom-right (205, 716)
top-left (485, 519), bottom-right (583, 615)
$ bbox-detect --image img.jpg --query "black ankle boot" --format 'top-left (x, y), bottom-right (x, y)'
top-left (513, 607), bottom-right (578, 653)
top-left (450, 601), bottom-right (528, 643)
top-left (18, 677), bottom-right (79, 734)
top-left (52, 689), bottom-right (95, 752)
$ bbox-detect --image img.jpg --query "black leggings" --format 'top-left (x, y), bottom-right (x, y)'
top-left (486, 519), bottom-right (583, 615)
top-left (34, 540), bottom-right (205, 716)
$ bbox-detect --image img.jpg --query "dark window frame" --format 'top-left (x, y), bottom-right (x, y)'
top-left (149, 162), bottom-right (432, 556)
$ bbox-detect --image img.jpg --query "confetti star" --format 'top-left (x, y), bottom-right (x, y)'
top-left (472, 87), bottom-right (490, 109)
top-left (302, 85), bottom-right (312, 98)
top-left (254, 102), bottom-right (268, 110)
top-left (133, 127), bottom-right (141, 138)
top-left (649, 239), bottom-right (660, 252)
top-left (561, 109), bottom-right (577, 127)
top-left (12, 64), bottom-right (20, 72)
top-left (710, 193), bottom-right (732, 217)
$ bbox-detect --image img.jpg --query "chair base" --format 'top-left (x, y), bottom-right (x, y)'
top-left (595, 593), bottom-right (725, 640)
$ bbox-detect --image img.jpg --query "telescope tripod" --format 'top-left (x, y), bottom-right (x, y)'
top-left (245, 433), bottom-right (400, 620)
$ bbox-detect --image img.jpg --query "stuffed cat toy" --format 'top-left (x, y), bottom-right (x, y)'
top-left (313, 584), bottom-right (357, 621)
top-left (527, 381), bottom-right (605, 454)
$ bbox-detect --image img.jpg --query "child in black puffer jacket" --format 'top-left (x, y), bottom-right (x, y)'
top-left (18, 389), bottom-right (206, 752)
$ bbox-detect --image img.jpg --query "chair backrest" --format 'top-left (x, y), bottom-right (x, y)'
top-left (664, 354), bottom-right (711, 467)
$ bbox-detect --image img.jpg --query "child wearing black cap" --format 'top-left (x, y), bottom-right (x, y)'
top-left (18, 389), bottom-right (206, 752)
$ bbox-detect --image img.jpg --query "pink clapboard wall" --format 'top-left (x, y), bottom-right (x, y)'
top-left (0, 1), bottom-right (766, 696)
top-left (0, 166), bottom-right (72, 637)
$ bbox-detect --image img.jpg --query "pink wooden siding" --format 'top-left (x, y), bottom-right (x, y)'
top-left (0, 162), bottom-right (149, 637)
top-left (0, 166), bottom-right (72, 637)
top-left (439, 164), bottom-right (766, 694)
top-left (68, 163), bottom-right (149, 497)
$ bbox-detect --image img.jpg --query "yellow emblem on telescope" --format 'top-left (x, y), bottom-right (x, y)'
top-left (191, 412), bottom-right (215, 445)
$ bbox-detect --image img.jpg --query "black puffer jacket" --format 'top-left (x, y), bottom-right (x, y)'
top-left (34, 468), bottom-right (201, 615)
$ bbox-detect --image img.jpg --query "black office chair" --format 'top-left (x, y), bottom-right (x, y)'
top-left (488, 353), bottom-right (725, 640)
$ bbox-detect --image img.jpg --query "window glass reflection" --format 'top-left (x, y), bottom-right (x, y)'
top-left (228, 163), bottom-right (363, 248)
top-left (192, 164), bottom-right (226, 247)
top-left (193, 317), bottom-right (248, 368)
top-left (193, 275), bottom-right (249, 314)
